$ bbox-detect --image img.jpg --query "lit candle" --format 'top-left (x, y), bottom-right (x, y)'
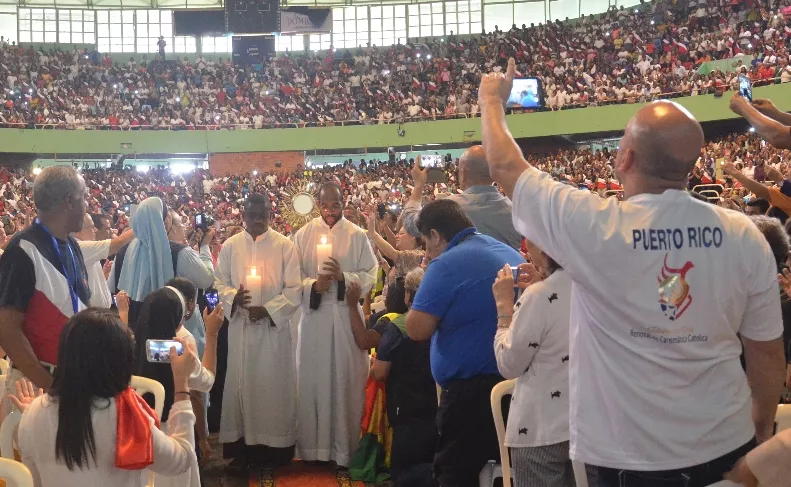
top-left (316, 235), bottom-right (333, 275)
top-left (246, 266), bottom-right (263, 307)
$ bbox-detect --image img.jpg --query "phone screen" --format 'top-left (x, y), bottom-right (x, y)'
top-left (146, 339), bottom-right (184, 363)
top-left (205, 290), bottom-right (219, 312)
top-left (739, 75), bottom-right (752, 102)
top-left (421, 155), bottom-right (443, 168)
top-left (195, 214), bottom-right (204, 226)
top-left (507, 78), bottom-right (544, 109)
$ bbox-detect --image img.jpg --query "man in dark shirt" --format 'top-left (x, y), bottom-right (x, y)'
top-left (0, 166), bottom-right (90, 420)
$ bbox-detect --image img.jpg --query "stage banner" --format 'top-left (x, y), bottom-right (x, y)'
top-left (280, 7), bottom-right (331, 34)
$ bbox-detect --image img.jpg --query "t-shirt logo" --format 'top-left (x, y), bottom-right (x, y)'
top-left (657, 254), bottom-right (695, 321)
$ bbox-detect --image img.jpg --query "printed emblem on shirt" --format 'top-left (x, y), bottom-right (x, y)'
top-left (657, 253), bottom-right (694, 321)
top-left (550, 391), bottom-right (561, 399)
top-left (548, 293), bottom-right (558, 303)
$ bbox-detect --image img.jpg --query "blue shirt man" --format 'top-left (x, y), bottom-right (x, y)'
top-left (405, 198), bottom-right (523, 487)
top-left (412, 227), bottom-right (522, 386)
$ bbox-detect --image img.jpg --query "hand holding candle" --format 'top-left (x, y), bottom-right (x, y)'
top-left (246, 266), bottom-right (264, 308)
top-left (316, 235), bottom-right (333, 275)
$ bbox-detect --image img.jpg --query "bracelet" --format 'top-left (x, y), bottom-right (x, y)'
top-left (498, 314), bottom-right (513, 320)
top-left (174, 391), bottom-right (190, 396)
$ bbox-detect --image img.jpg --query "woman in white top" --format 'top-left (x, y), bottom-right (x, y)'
top-left (12, 307), bottom-right (198, 487)
top-left (492, 239), bottom-right (574, 487)
top-left (133, 285), bottom-right (223, 487)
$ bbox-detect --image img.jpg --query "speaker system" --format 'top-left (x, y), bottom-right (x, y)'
top-left (225, 0), bottom-right (280, 34)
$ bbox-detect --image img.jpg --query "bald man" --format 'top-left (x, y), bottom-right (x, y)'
top-left (447, 145), bottom-right (522, 250)
top-left (478, 60), bottom-right (785, 486)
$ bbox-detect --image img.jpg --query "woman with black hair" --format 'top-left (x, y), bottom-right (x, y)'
top-left (11, 308), bottom-right (197, 487)
top-left (134, 286), bottom-right (223, 487)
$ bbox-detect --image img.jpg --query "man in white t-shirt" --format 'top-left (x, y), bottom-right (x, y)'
top-left (72, 213), bottom-right (134, 308)
top-left (478, 59), bottom-right (786, 486)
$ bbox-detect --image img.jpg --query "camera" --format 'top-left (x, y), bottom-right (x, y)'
top-left (194, 213), bottom-right (215, 231)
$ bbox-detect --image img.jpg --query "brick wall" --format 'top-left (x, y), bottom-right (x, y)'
top-left (209, 152), bottom-right (305, 176)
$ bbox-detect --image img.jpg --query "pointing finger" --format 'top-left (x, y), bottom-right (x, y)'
top-left (506, 57), bottom-right (516, 84)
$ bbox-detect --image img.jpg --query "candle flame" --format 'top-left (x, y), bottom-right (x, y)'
top-left (320, 235), bottom-right (327, 245)
top-left (250, 267), bottom-right (256, 276)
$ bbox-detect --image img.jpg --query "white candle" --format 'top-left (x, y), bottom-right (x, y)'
top-left (316, 235), bottom-right (333, 275)
top-left (246, 266), bottom-right (263, 307)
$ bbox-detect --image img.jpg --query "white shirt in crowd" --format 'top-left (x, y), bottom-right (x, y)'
top-left (78, 239), bottom-right (112, 308)
top-left (18, 397), bottom-right (195, 487)
top-left (511, 167), bottom-right (782, 470)
top-left (494, 270), bottom-right (572, 448)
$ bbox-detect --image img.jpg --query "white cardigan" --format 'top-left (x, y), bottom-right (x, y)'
top-left (18, 397), bottom-right (196, 487)
top-left (494, 270), bottom-right (572, 448)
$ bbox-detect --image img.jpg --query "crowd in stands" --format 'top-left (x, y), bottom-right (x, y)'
top-left (1, 0), bottom-right (791, 129)
top-left (0, 130), bottom-right (783, 254)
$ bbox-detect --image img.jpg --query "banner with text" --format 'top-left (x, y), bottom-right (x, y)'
top-left (280, 7), bottom-right (331, 34)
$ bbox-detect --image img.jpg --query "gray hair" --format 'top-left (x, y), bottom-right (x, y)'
top-left (405, 267), bottom-right (425, 296)
top-left (33, 166), bottom-right (85, 213)
top-left (751, 215), bottom-right (790, 268)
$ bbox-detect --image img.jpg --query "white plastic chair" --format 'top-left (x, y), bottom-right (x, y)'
top-left (0, 457), bottom-right (33, 487)
top-left (776, 404), bottom-right (791, 433)
top-left (0, 359), bottom-right (8, 375)
top-left (130, 376), bottom-right (166, 420)
top-left (0, 410), bottom-right (21, 459)
top-left (484, 379), bottom-right (516, 487)
top-left (129, 376), bottom-right (165, 487)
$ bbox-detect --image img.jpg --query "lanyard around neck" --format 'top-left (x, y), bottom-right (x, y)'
top-left (37, 219), bottom-right (80, 314)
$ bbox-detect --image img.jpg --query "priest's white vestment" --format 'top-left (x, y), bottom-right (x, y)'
top-left (293, 217), bottom-right (377, 467)
top-left (215, 229), bottom-right (302, 449)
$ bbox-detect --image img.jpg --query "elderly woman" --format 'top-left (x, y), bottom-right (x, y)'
top-left (491, 239), bottom-right (575, 487)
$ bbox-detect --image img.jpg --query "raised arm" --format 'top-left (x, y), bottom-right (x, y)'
top-left (479, 58), bottom-right (531, 199)
top-left (367, 212), bottom-right (399, 262)
top-left (722, 162), bottom-right (771, 200)
top-left (731, 94), bottom-right (791, 150)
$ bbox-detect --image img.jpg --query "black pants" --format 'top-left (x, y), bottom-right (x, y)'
top-left (223, 438), bottom-right (295, 468)
top-left (592, 438), bottom-right (755, 487)
top-left (392, 417), bottom-right (438, 487)
top-left (434, 375), bottom-right (503, 487)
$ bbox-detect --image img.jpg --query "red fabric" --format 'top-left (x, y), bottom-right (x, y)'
top-left (24, 290), bottom-right (68, 365)
top-left (115, 388), bottom-right (160, 470)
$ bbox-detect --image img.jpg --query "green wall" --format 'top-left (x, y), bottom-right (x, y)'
top-left (3, 83), bottom-right (790, 155)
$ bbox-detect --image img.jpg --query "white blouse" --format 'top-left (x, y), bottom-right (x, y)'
top-left (18, 397), bottom-right (195, 487)
top-left (494, 270), bottom-right (572, 448)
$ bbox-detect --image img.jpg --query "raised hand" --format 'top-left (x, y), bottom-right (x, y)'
top-left (345, 280), bottom-right (362, 306)
top-left (203, 303), bottom-right (224, 334)
top-left (8, 379), bottom-right (44, 413)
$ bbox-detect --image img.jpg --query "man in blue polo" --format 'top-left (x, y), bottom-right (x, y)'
top-left (406, 198), bottom-right (524, 487)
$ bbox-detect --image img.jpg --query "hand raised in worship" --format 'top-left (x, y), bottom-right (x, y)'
top-left (203, 303), bottom-right (224, 335)
top-left (233, 284), bottom-right (251, 309)
top-left (322, 257), bottom-right (344, 282)
top-left (103, 258), bottom-right (113, 279)
top-left (116, 291), bottom-right (130, 314)
top-left (367, 212), bottom-right (379, 236)
top-left (723, 456), bottom-right (758, 487)
top-left (247, 306), bottom-right (269, 323)
top-left (492, 264), bottom-right (516, 309)
top-left (345, 281), bottom-right (362, 306)
top-left (8, 379), bottom-right (44, 413)
top-left (478, 57), bottom-right (516, 107)
top-left (778, 267), bottom-right (791, 296)
top-left (751, 98), bottom-right (780, 117)
top-left (721, 162), bottom-right (739, 177)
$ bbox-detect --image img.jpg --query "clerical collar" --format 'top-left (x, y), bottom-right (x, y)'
top-left (445, 227), bottom-right (479, 252)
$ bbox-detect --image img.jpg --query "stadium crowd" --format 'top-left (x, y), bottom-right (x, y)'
top-left (1, 0), bottom-right (791, 128)
top-left (0, 130), bottom-right (785, 254)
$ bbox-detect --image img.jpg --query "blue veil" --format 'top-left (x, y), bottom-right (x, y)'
top-left (117, 197), bottom-right (174, 302)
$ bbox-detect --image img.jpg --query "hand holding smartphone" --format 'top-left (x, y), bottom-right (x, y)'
top-left (420, 154), bottom-right (446, 183)
top-left (146, 339), bottom-right (184, 363)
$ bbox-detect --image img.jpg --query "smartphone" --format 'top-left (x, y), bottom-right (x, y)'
top-left (421, 155), bottom-right (446, 184)
top-left (377, 203), bottom-right (386, 219)
top-left (739, 74), bottom-right (752, 102)
top-left (507, 78), bottom-right (544, 109)
top-left (123, 203), bottom-right (131, 213)
top-left (146, 339), bottom-right (184, 363)
top-left (205, 289), bottom-right (219, 313)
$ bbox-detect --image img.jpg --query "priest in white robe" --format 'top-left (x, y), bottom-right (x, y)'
top-left (214, 193), bottom-right (302, 473)
top-left (293, 182), bottom-right (378, 467)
